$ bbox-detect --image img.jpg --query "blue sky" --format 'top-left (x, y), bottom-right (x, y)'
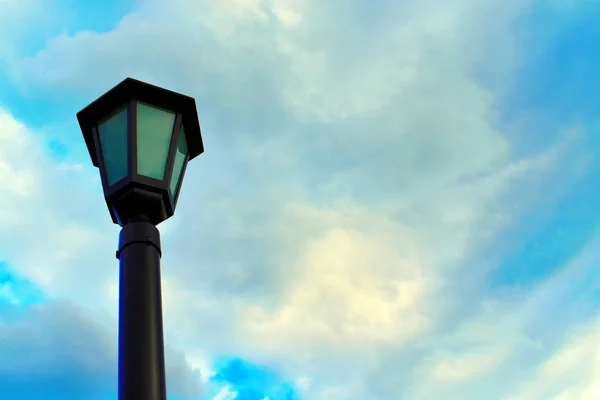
top-left (1, 0), bottom-right (600, 399)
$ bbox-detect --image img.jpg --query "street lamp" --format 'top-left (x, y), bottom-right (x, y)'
top-left (77, 77), bottom-right (204, 400)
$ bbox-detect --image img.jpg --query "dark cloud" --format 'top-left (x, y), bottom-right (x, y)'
top-left (0, 300), bottom-right (203, 399)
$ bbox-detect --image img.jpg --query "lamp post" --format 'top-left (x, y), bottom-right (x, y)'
top-left (76, 78), bottom-right (204, 400)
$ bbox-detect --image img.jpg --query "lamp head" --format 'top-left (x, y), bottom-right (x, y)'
top-left (77, 78), bottom-right (204, 226)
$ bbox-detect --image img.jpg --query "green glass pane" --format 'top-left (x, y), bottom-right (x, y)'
top-left (136, 102), bottom-right (176, 180)
top-left (98, 108), bottom-right (128, 186)
top-left (170, 125), bottom-right (188, 202)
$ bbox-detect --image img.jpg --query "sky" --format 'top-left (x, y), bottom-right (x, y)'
top-left (1, 0), bottom-right (600, 399)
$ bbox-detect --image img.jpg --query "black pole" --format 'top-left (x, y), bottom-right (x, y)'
top-left (116, 216), bottom-right (167, 400)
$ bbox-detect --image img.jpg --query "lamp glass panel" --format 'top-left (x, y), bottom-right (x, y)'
top-left (170, 125), bottom-right (188, 202)
top-left (136, 102), bottom-right (176, 180)
top-left (98, 108), bottom-right (128, 186)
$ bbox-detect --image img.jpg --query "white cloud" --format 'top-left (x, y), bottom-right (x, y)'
top-left (0, 111), bottom-right (39, 200)
top-left (430, 347), bottom-right (510, 383)
top-left (0, 0), bottom-right (40, 29)
top-left (0, 108), bottom-right (114, 301)
top-left (211, 386), bottom-right (237, 400)
top-left (499, 233), bottom-right (600, 400)
top-left (0, 0), bottom-right (596, 399)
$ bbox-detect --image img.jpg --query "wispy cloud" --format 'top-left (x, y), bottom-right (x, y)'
top-left (0, 0), bottom-right (599, 399)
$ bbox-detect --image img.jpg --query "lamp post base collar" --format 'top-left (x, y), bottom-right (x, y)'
top-left (116, 219), bottom-right (162, 259)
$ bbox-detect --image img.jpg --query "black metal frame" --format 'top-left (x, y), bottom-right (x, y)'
top-left (77, 78), bottom-right (204, 226)
top-left (165, 113), bottom-right (183, 208)
top-left (174, 153), bottom-right (190, 204)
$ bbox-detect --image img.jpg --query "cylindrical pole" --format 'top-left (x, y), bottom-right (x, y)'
top-left (116, 216), bottom-right (167, 400)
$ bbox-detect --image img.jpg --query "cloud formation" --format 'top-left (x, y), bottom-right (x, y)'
top-left (0, 0), bottom-right (599, 399)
